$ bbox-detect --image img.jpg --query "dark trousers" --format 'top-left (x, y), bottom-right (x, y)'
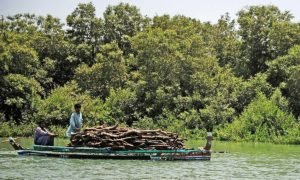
top-left (34, 136), bottom-right (54, 146)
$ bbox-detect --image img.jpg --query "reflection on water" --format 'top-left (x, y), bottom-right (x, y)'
top-left (1, 138), bottom-right (300, 179)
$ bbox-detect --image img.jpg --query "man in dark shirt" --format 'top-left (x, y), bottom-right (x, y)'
top-left (34, 120), bottom-right (57, 146)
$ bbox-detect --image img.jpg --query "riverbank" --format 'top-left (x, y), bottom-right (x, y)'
top-left (1, 122), bottom-right (300, 145)
top-left (0, 122), bottom-right (67, 137)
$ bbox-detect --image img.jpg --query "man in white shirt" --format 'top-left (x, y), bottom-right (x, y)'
top-left (66, 103), bottom-right (83, 137)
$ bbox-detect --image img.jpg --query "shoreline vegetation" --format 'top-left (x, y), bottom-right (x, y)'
top-left (1, 3), bottom-right (300, 145)
top-left (1, 121), bottom-right (299, 145)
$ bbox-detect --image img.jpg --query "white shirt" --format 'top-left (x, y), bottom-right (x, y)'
top-left (66, 112), bottom-right (83, 137)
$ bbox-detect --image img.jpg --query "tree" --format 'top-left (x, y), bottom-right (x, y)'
top-left (75, 41), bottom-right (127, 99)
top-left (4, 13), bottom-right (38, 33)
top-left (191, 65), bottom-right (241, 129)
top-left (103, 3), bottom-right (145, 55)
top-left (36, 81), bottom-right (107, 126)
top-left (213, 13), bottom-right (242, 72)
top-left (233, 73), bottom-right (273, 114)
top-left (130, 27), bottom-right (204, 117)
top-left (286, 66), bottom-right (300, 117)
top-left (237, 5), bottom-right (297, 77)
top-left (105, 88), bottom-right (138, 126)
top-left (267, 45), bottom-right (300, 87)
top-left (1, 43), bottom-right (39, 76)
top-left (130, 18), bottom-right (239, 125)
top-left (67, 2), bottom-right (102, 66)
top-left (0, 42), bottom-right (43, 124)
top-left (266, 45), bottom-right (300, 117)
top-left (32, 15), bottom-right (70, 88)
top-left (1, 14), bottom-right (72, 89)
top-left (1, 74), bottom-right (42, 124)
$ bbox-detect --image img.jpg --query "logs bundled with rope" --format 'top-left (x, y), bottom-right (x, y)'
top-left (69, 125), bottom-right (185, 150)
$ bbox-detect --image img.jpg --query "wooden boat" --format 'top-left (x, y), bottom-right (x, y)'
top-left (8, 133), bottom-right (213, 161)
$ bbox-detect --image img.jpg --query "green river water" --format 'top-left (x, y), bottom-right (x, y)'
top-left (0, 138), bottom-right (299, 180)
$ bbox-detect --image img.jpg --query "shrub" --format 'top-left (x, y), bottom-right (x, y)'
top-left (36, 81), bottom-right (109, 127)
top-left (216, 92), bottom-right (300, 143)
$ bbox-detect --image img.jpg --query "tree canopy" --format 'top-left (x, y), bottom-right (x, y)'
top-left (0, 3), bottom-right (299, 143)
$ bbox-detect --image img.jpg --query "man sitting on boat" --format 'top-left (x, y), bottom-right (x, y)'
top-left (34, 120), bottom-right (57, 146)
top-left (66, 103), bottom-right (83, 137)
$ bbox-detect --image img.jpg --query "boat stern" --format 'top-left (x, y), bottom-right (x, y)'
top-left (203, 132), bottom-right (213, 151)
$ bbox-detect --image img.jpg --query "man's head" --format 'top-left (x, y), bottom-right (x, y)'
top-left (74, 103), bottom-right (81, 113)
top-left (37, 119), bottom-right (46, 128)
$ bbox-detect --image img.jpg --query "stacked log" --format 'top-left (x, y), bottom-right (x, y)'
top-left (69, 125), bottom-right (185, 150)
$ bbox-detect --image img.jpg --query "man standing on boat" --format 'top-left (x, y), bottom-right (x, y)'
top-left (66, 103), bottom-right (83, 137)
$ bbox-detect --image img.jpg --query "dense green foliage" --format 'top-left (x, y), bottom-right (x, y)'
top-left (217, 92), bottom-right (300, 143)
top-left (0, 3), bottom-right (299, 143)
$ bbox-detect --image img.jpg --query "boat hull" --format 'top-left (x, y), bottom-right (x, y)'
top-left (17, 150), bottom-right (152, 160)
top-left (15, 145), bottom-right (211, 161)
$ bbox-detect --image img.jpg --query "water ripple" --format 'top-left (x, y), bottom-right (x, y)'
top-left (1, 141), bottom-right (300, 180)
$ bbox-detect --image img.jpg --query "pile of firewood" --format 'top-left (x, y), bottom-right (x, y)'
top-left (69, 125), bottom-right (185, 150)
